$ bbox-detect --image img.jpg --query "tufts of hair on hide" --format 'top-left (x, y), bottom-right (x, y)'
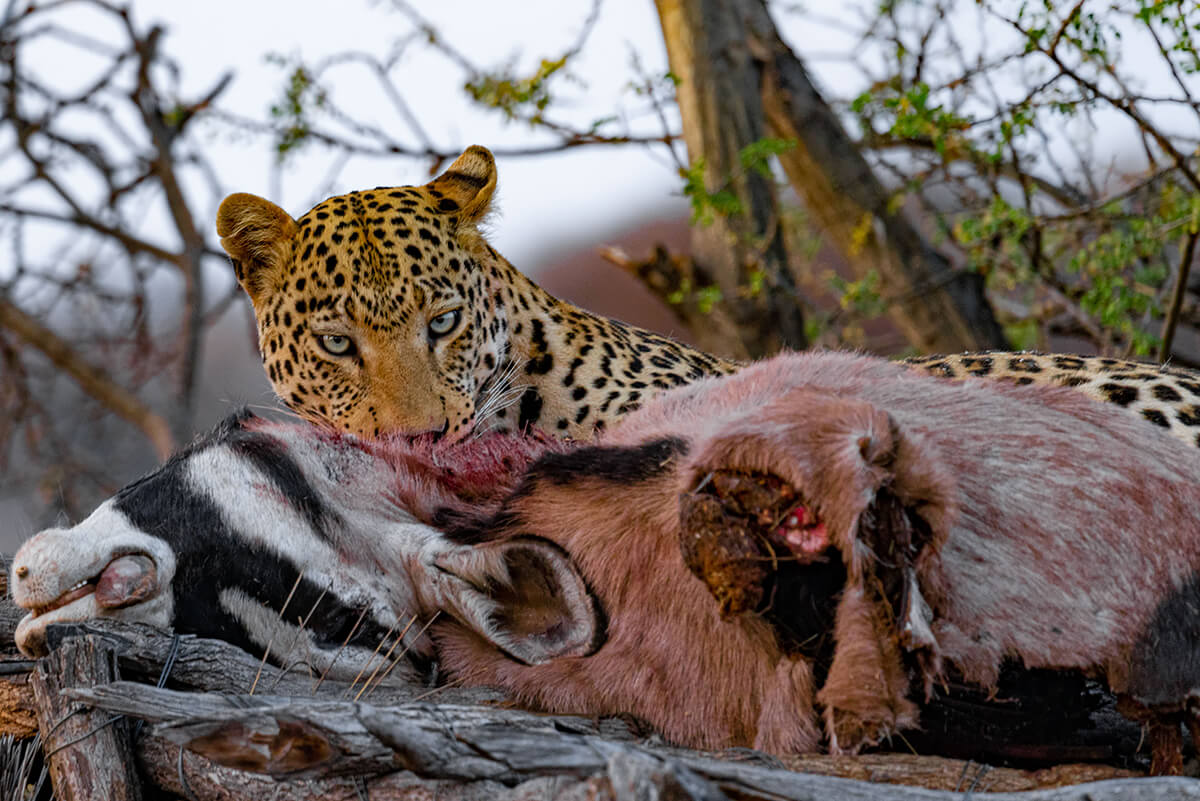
top-left (429, 349), bottom-right (1200, 771)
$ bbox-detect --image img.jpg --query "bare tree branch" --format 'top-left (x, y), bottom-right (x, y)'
top-left (1161, 229), bottom-right (1199, 362)
top-left (0, 296), bottom-right (174, 460)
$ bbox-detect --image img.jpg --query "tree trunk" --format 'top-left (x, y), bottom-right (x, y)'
top-left (655, 0), bottom-right (1008, 356)
top-left (740, 0), bottom-right (1008, 353)
top-left (656, 0), bottom-right (808, 360)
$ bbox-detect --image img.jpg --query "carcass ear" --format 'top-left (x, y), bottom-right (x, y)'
top-left (433, 537), bottom-right (603, 665)
top-left (216, 193), bottom-right (298, 305)
top-left (424, 145), bottom-right (497, 224)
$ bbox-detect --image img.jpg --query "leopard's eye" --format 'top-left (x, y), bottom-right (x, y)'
top-left (319, 334), bottom-right (356, 356)
top-left (429, 309), bottom-right (461, 339)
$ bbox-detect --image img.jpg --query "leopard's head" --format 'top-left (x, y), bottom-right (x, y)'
top-left (218, 146), bottom-right (508, 440)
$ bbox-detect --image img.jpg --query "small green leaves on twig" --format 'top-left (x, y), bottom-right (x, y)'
top-left (666, 280), bottom-right (724, 314)
top-left (680, 138), bottom-right (796, 226)
top-left (464, 57), bottom-right (568, 123)
top-left (266, 55), bottom-right (327, 162)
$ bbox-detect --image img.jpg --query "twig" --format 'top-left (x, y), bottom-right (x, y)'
top-left (1160, 229), bottom-right (1199, 363)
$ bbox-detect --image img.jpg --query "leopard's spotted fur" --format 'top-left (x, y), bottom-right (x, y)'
top-left (904, 351), bottom-right (1200, 448)
top-left (218, 147), bottom-right (732, 441)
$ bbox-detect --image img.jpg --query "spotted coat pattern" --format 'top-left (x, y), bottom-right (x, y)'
top-left (904, 351), bottom-right (1200, 449)
top-left (219, 148), bottom-right (1200, 450)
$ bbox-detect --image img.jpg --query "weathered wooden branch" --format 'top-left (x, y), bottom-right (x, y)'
top-left (41, 619), bottom-right (504, 707)
top-left (137, 732), bottom-right (586, 801)
top-left (30, 639), bottom-right (143, 801)
top-left (1, 613), bottom-right (1192, 800)
top-left (66, 682), bottom-right (1200, 801)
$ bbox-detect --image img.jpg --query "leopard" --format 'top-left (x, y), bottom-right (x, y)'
top-left (217, 146), bottom-right (732, 442)
top-left (218, 144), bottom-right (1200, 449)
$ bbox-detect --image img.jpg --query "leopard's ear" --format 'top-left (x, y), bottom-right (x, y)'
top-left (217, 193), bottom-right (299, 305)
top-left (425, 146), bottom-right (497, 224)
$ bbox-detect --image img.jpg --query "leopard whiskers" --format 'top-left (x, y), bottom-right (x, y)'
top-left (472, 357), bottom-right (529, 437)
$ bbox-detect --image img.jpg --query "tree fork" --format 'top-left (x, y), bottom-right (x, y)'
top-left (740, 0), bottom-right (1008, 353)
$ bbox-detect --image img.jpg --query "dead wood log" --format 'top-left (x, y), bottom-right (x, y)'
top-left (41, 619), bottom-right (505, 707)
top-left (68, 682), bottom-right (1200, 801)
top-left (30, 638), bottom-right (143, 801)
top-left (138, 732), bottom-right (585, 801)
top-left (129, 735), bottom-right (1148, 801)
top-left (0, 618), bottom-right (1179, 799)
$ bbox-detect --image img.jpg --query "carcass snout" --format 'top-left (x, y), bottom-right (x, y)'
top-left (18, 551), bottom-right (156, 613)
top-left (10, 505), bottom-right (176, 656)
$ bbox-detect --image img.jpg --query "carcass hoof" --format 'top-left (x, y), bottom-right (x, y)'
top-left (824, 697), bottom-right (919, 755)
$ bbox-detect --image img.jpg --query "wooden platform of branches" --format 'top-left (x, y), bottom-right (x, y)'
top-left (0, 594), bottom-right (1197, 801)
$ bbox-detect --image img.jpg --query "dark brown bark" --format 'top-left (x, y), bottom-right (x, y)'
top-left (656, 0), bottom-right (808, 360)
top-left (30, 638), bottom-right (143, 801)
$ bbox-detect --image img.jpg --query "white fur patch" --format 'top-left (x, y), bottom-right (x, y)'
top-left (185, 445), bottom-right (396, 614)
top-left (11, 503), bottom-right (176, 656)
top-left (187, 439), bottom-right (454, 661)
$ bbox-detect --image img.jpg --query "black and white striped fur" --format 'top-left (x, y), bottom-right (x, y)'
top-left (10, 410), bottom-right (552, 683)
